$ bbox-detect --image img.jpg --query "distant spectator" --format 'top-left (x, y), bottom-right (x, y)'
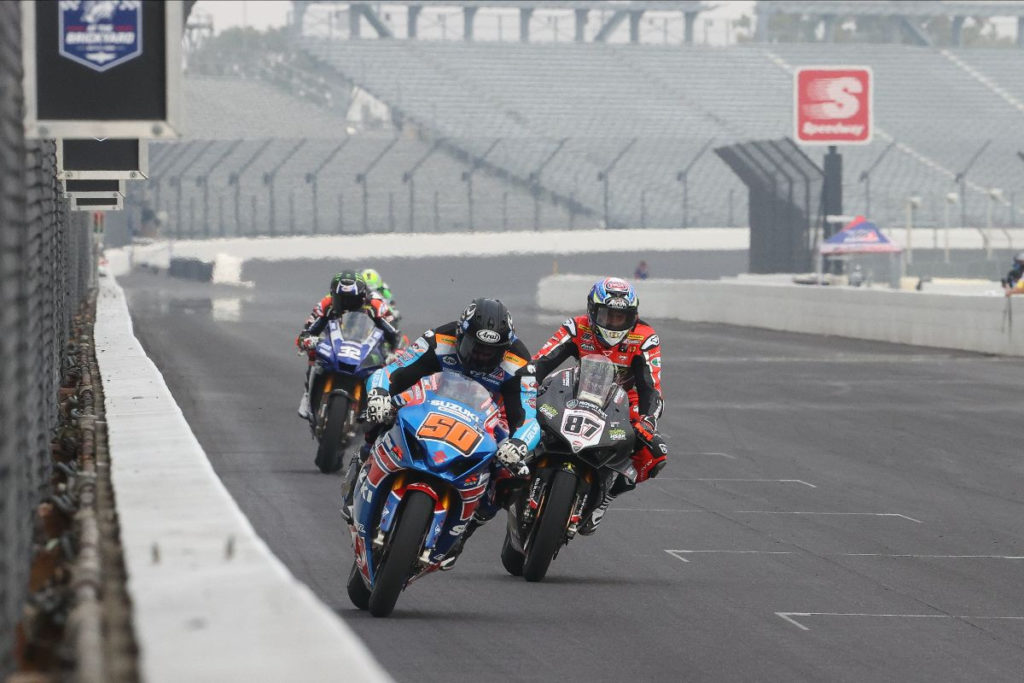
top-left (634, 260), bottom-right (649, 280)
top-left (1001, 251), bottom-right (1024, 295)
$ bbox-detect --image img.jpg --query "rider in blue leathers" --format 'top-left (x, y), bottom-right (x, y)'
top-left (344, 298), bottom-right (540, 565)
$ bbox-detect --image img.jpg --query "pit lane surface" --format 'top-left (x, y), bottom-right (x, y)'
top-left (119, 254), bottom-right (1024, 682)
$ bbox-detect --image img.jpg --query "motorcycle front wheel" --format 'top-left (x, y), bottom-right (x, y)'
top-left (500, 529), bottom-right (525, 577)
top-left (368, 490), bottom-right (434, 617)
top-left (347, 560), bottom-right (370, 610)
top-left (314, 393), bottom-right (349, 474)
top-left (522, 468), bottom-right (577, 582)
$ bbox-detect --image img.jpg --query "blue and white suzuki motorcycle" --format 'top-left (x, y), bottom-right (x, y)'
top-left (346, 371), bottom-right (502, 617)
top-left (309, 312), bottom-right (386, 474)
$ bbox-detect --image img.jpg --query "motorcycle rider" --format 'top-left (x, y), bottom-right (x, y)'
top-left (532, 276), bottom-right (667, 535)
top-left (1001, 251), bottom-right (1024, 294)
top-left (345, 298), bottom-right (540, 566)
top-left (360, 268), bottom-right (396, 308)
top-left (296, 270), bottom-right (399, 419)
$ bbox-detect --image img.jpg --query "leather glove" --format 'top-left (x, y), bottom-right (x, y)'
top-left (365, 388), bottom-right (395, 424)
top-left (495, 438), bottom-right (529, 477)
top-left (297, 334), bottom-right (318, 352)
top-left (633, 415), bottom-right (659, 447)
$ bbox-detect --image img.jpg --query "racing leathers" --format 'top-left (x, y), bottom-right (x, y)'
top-left (532, 315), bottom-right (666, 483)
top-left (345, 322), bottom-right (540, 533)
top-left (297, 292), bottom-right (399, 352)
top-left (1002, 262), bottom-right (1024, 293)
top-left (295, 293), bottom-right (399, 419)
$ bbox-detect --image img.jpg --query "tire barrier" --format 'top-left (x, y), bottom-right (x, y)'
top-left (167, 257), bottom-right (214, 282)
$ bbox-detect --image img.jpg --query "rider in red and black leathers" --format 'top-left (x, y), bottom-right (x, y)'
top-left (532, 276), bottom-right (667, 534)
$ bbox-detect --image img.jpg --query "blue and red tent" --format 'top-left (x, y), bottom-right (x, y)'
top-left (820, 216), bottom-right (902, 255)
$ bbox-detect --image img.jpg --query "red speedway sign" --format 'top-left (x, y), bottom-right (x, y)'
top-left (794, 67), bottom-right (873, 145)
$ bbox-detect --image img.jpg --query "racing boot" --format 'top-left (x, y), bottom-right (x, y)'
top-left (297, 367), bottom-right (315, 420)
top-left (297, 390), bottom-right (311, 420)
top-left (340, 442), bottom-right (372, 523)
top-left (439, 513), bottom-right (487, 571)
top-left (578, 493), bottom-right (616, 536)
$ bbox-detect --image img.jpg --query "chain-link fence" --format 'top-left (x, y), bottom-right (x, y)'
top-left (1, 2), bottom-right (93, 674)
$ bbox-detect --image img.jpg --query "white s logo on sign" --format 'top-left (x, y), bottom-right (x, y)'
top-left (803, 77), bottom-right (863, 120)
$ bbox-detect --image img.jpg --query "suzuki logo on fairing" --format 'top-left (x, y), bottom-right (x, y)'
top-left (476, 329), bottom-right (502, 343)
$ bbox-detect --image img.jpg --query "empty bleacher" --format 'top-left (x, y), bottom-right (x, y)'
top-left (300, 37), bottom-right (1024, 229)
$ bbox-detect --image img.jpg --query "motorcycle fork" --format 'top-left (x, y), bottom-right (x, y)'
top-left (315, 375), bottom-right (335, 438)
top-left (524, 470), bottom-right (548, 525)
top-left (566, 469), bottom-right (595, 540)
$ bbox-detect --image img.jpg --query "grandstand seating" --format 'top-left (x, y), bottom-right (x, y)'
top-left (145, 39), bottom-right (1024, 238)
top-left (126, 74), bottom-right (594, 237)
top-left (300, 37), bottom-right (1024, 229)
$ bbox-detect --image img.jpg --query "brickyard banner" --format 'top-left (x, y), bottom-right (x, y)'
top-left (21, 0), bottom-right (182, 139)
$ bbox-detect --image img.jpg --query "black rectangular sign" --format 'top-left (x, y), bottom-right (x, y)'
top-left (65, 179), bottom-right (121, 193)
top-left (71, 195), bottom-right (123, 211)
top-left (57, 138), bottom-right (149, 179)
top-left (22, 0), bottom-right (183, 139)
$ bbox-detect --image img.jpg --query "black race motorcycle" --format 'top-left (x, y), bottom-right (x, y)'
top-left (502, 354), bottom-right (636, 582)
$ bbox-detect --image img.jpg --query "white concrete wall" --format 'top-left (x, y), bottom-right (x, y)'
top-left (96, 277), bottom-right (390, 682)
top-left (538, 275), bottom-right (1024, 356)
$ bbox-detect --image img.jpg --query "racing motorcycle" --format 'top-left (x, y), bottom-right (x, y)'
top-left (502, 354), bottom-right (636, 582)
top-left (346, 371), bottom-right (502, 617)
top-left (308, 312), bottom-right (387, 474)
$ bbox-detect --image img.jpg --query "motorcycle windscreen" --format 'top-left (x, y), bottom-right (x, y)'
top-left (577, 354), bottom-right (617, 407)
top-left (397, 374), bottom-right (499, 477)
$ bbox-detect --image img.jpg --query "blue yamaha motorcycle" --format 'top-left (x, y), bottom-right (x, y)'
top-left (346, 371), bottom-right (501, 617)
top-left (309, 312), bottom-right (386, 474)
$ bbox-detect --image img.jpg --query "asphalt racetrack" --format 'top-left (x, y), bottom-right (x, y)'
top-left (119, 252), bottom-right (1024, 682)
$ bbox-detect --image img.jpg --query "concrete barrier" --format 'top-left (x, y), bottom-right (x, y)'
top-left (95, 278), bottom-right (390, 682)
top-left (538, 274), bottom-right (1024, 356)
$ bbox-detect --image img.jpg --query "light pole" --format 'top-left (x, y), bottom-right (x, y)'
top-left (954, 139), bottom-right (991, 227)
top-left (987, 188), bottom-right (1004, 260)
top-left (905, 195), bottom-right (921, 264)
top-left (197, 139), bottom-right (241, 237)
top-left (676, 138), bottom-right (716, 228)
top-left (943, 192), bottom-right (958, 264)
top-left (530, 137), bottom-right (568, 231)
top-left (597, 137), bottom-right (637, 228)
top-left (305, 138), bottom-right (350, 234)
top-left (858, 140), bottom-right (895, 218)
top-left (263, 139), bottom-right (306, 236)
top-left (356, 136), bottom-right (399, 232)
top-left (403, 139), bottom-right (442, 232)
top-left (462, 139), bottom-right (501, 231)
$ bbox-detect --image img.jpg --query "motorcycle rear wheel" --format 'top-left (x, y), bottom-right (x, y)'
top-left (523, 468), bottom-right (577, 582)
top-left (347, 560), bottom-right (370, 610)
top-left (315, 394), bottom-right (350, 474)
top-left (368, 490), bottom-right (434, 617)
top-left (500, 530), bottom-right (525, 577)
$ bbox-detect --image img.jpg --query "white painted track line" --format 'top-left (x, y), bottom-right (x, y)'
top-left (776, 612), bottom-right (1024, 632)
top-left (657, 478), bottom-right (817, 488)
top-left (618, 509), bottom-right (922, 522)
top-left (734, 511), bottom-right (923, 523)
top-left (666, 550), bottom-right (1024, 564)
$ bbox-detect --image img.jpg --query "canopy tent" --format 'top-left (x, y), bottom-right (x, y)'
top-left (817, 216), bottom-right (902, 284)
top-left (821, 216), bottom-right (902, 254)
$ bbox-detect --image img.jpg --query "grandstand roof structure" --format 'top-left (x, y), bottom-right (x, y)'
top-left (295, 0), bottom-right (717, 43)
top-left (760, 1), bottom-right (1024, 18)
top-left (755, 1), bottom-right (1024, 46)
